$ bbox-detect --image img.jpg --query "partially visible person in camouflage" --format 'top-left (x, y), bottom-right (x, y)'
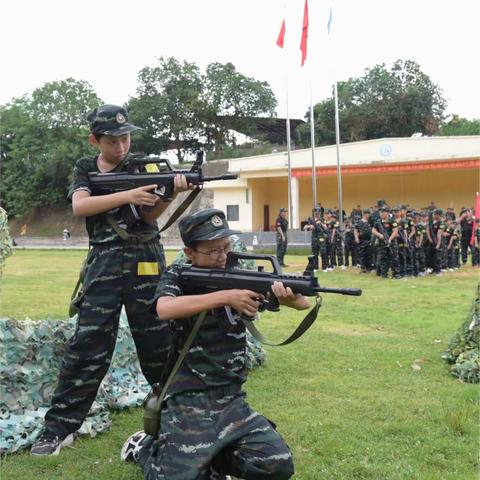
top-left (343, 218), bottom-right (356, 268)
top-left (275, 207), bottom-right (289, 267)
top-left (430, 208), bottom-right (447, 275)
top-left (393, 206), bottom-right (409, 277)
top-left (354, 209), bottom-right (372, 273)
top-left (472, 223), bottom-right (480, 267)
top-left (411, 211), bottom-right (425, 276)
top-left (0, 207), bottom-right (14, 289)
top-left (121, 208), bottom-right (307, 479)
top-left (372, 206), bottom-right (400, 279)
top-left (459, 208), bottom-right (474, 264)
top-left (445, 219), bottom-right (459, 271)
top-left (31, 105), bottom-right (191, 457)
top-left (303, 207), bottom-right (327, 271)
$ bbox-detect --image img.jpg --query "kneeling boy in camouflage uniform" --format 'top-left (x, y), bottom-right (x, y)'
top-left (122, 208), bottom-right (309, 479)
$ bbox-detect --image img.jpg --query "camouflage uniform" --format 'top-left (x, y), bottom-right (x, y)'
top-left (43, 139), bottom-right (171, 439)
top-left (137, 210), bottom-right (294, 480)
top-left (354, 217), bottom-right (372, 272)
top-left (412, 220), bottom-right (426, 275)
top-left (374, 215), bottom-right (400, 279)
top-left (307, 213), bottom-right (328, 271)
top-left (343, 224), bottom-right (356, 267)
top-left (326, 219), bottom-right (337, 268)
top-left (460, 213), bottom-right (474, 264)
top-left (275, 209), bottom-right (289, 266)
top-left (431, 218), bottom-right (446, 274)
top-left (472, 226), bottom-right (480, 266)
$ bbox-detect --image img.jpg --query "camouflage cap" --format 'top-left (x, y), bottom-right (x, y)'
top-left (362, 208), bottom-right (371, 214)
top-left (433, 208), bottom-right (444, 216)
top-left (87, 104), bottom-right (141, 136)
top-left (279, 207), bottom-right (287, 213)
top-left (377, 199), bottom-right (386, 207)
top-left (392, 205), bottom-right (400, 212)
top-left (379, 206), bottom-right (390, 212)
top-left (179, 208), bottom-right (240, 246)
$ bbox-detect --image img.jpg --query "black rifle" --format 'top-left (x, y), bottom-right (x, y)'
top-left (376, 221), bottom-right (394, 254)
top-left (307, 217), bottom-right (329, 236)
top-left (88, 151), bottom-right (237, 229)
top-left (179, 251), bottom-right (361, 346)
top-left (89, 150), bottom-right (237, 200)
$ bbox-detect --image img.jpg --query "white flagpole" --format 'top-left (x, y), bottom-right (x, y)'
top-left (310, 81), bottom-right (317, 208)
top-left (328, 4), bottom-right (344, 228)
top-left (334, 81), bottom-right (344, 228)
top-left (286, 79), bottom-right (293, 219)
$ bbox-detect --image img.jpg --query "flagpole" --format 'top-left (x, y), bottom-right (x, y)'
top-left (310, 80), bottom-right (317, 208)
top-left (286, 80), bottom-right (293, 220)
top-left (334, 81), bottom-right (344, 228)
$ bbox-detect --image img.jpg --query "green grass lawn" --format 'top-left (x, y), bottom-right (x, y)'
top-left (1, 250), bottom-right (479, 479)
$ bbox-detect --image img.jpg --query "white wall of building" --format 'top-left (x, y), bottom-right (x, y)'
top-left (210, 185), bottom-right (252, 231)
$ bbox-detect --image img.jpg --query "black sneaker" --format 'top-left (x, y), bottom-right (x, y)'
top-left (120, 430), bottom-right (148, 463)
top-left (30, 433), bottom-right (74, 456)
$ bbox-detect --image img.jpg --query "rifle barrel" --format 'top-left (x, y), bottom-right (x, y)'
top-left (203, 174), bottom-right (238, 181)
top-left (317, 287), bottom-right (362, 296)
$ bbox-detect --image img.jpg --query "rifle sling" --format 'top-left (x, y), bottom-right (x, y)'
top-left (103, 187), bottom-right (202, 243)
top-left (157, 187), bottom-right (202, 234)
top-left (149, 310), bottom-right (207, 413)
top-left (226, 296), bottom-right (323, 346)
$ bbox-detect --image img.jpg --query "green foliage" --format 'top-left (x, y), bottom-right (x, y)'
top-left (203, 62), bottom-right (277, 151)
top-left (298, 59), bottom-right (447, 146)
top-left (0, 79), bottom-right (102, 216)
top-left (128, 57), bottom-right (205, 162)
top-left (127, 57), bottom-right (277, 161)
top-left (442, 284), bottom-right (480, 383)
top-left (437, 115), bottom-right (480, 136)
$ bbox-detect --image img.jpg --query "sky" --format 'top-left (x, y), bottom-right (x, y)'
top-left (1, 0), bottom-right (479, 121)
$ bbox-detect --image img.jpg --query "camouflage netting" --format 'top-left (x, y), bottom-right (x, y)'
top-left (442, 283), bottom-right (480, 383)
top-left (0, 311), bottom-right (147, 454)
top-left (0, 207), bottom-right (14, 289)
top-left (0, 235), bottom-right (266, 454)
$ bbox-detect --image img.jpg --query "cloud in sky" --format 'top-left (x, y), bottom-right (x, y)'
top-left (1, 0), bottom-right (479, 120)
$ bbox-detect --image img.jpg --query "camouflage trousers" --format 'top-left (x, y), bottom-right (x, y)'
top-left (276, 235), bottom-right (288, 265)
top-left (357, 240), bottom-right (372, 272)
top-left (138, 385), bottom-right (294, 480)
top-left (44, 240), bottom-right (171, 438)
top-left (309, 239), bottom-right (328, 270)
top-left (377, 243), bottom-right (400, 278)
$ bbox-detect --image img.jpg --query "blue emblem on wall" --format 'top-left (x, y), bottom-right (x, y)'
top-left (379, 144), bottom-right (392, 157)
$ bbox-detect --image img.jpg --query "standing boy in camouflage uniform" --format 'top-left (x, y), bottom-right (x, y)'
top-left (31, 104), bottom-right (190, 456)
top-left (372, 207), bottom-right (400, 279)
top-left (275, 207), bottom-right (289, 267)
top-left (354, 209), bottom-right (372, 273)
top-left (121, 208), bottom-right (307, 479)
top-left (303, 207), bottom-right (328, 271)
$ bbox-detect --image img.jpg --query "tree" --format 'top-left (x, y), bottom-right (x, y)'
top-left (437, 116), bottom-right (480, 136)
top-left (127, 57), bottom-right (205, 162)
top-left (299, 60), bottom-right (447, 147)
top-left (127, 58), bottom-right (278, 161)
top-left (0, 79), bottom-right (102, 216)
top-left (202, 62), bottom-right (277, 150)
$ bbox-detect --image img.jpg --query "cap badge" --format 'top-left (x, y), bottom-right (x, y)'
top-left (211, 215), bottom-right (223, 227)
top-left (116, 112), bottom-right (126, 124)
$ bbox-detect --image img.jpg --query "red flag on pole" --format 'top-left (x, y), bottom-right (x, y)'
top-left (300, 0), bottom-right (309, 66)
top-left (276, 18), bottom-right (286, 48)
top-left (470, 192), bottom-right (480, 246)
